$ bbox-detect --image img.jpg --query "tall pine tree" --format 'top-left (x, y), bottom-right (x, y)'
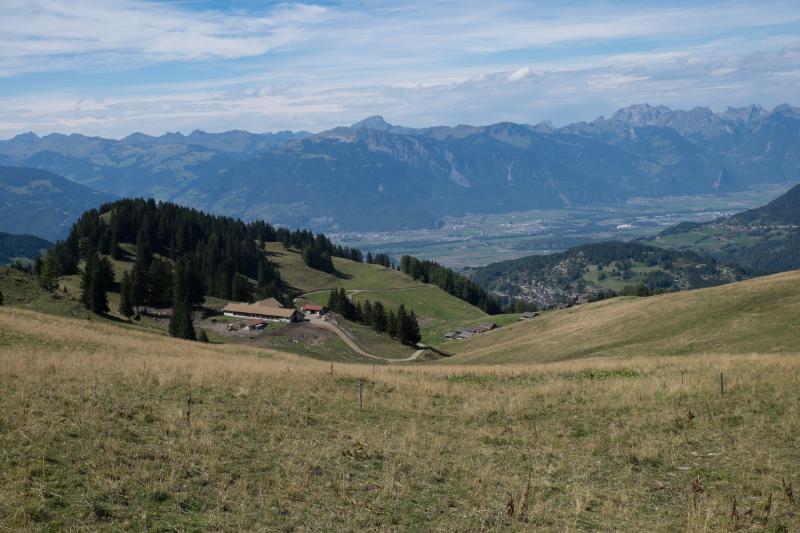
top-left (119, 271), bottom-right (134, 318)
top-left (169, 260), bottom-right (196, 340)
top-left (80, 253), bottom-right (109, 315)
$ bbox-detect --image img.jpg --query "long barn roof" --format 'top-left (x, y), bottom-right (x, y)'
top-left (222, 302), bottom-right (298, 318)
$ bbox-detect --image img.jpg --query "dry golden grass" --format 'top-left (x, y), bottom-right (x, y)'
top-left (1, 306), bottom-right (799, 531)
top-left (448, 269), bottom-right (800, 363)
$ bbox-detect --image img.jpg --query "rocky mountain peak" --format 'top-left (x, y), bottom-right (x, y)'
top-left (351, 115), bottom-right (392, 130)
top-left (610, 103), bottom-right (674, 126)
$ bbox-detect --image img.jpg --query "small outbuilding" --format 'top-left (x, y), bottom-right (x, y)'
top-left (303, 304), bottom-right (327, 316)
top-left (245, 319), bottom-right (269, 331)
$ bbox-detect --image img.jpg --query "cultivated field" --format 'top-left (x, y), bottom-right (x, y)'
top-left (1, 306), bottom-right (799, 531)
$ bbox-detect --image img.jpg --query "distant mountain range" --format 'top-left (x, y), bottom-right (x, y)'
top-left (0, 166), bottom-right (116, 240)
top-left (1, 103), bottom-right (799, 232)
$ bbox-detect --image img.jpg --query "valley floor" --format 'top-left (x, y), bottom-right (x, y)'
top-left (1, 306), bottom-right (799, 531)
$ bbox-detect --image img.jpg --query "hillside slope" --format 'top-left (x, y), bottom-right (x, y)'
top-left (469, 241), bottom-right (745, 308)
top-left (4, 305), bottom-right (800, 530)
top-left (448, 270), bottom-right (800, 363)
top-left (649, 181), bottom-right (800, 273)
top-left (0, 166), bottom-right (116, 240)
top-left (0, 232), bottom-right (51, 264)
top-left (266, 243), bottom-right (492, 343)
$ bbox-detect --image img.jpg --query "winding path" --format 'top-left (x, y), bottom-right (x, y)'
top-left (307, 316), bottom-right (425, 362)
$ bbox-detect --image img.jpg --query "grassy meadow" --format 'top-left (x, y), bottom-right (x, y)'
top-left (1, 306), bottom-right (799, 531)
top-left (264, 242), bottom-right (422, 293)
top-left (447, 270), bottom-right (800, 364)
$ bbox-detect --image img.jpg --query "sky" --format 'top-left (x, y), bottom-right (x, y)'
top-left (0, 0), bottom-right (799, 138)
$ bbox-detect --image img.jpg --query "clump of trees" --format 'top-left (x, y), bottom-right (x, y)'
top-left (79, 252), bottom-right (113, 315)
top-left (366, 252), bottom-right (393, 268)
top-left (302, 242), bottom-right (334, 273)
top-left (399, 255), bottom-right (501, 314)
top-left (327, 288), bottom-right (421, 346)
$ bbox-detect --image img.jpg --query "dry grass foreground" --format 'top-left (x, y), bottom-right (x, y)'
top-left (447, 269), bottom-right (800, 363)
top-left (1, 306), bottom-right (799, 531)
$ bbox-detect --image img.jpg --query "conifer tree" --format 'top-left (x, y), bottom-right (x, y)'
top-left (197, 329), bottom-right (209, 343)
top-left (169, 260), bottom-right (196, 340)
top-left (405, 310), bottom-right (422, 345)
top-left (130, 259), bottom-right (149, 307)
top-left (38, 253), bottom-right (60, 292)
top-left (396, 304), bottom-right (409, 345)
top-left (147, 259), bottom-right (173, 307)
top-left (327, 288), bottom-right (340, 311)
top-left (232, 273), bottom-right (252, 302)
top-left (372, 301), bottom-right (387, 333)
top-left (80, 253), bottom-right (109, 315)
top-left (362, 300), bottom-right (374, 326)
top-left (387, 310), bottom-right (398, 338)
top-left (119, 271), bottom-right (134, 318)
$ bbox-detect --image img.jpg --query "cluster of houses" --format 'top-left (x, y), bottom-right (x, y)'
top-left (444, 323), bottom-right (497, 341)
top-left (221, 298), bottom-right (327, 330)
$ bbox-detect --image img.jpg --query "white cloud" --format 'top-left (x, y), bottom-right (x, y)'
top-left (0, 0), bottom-right (799, 135)
top-left (0, 0), bottom-right (327, 73)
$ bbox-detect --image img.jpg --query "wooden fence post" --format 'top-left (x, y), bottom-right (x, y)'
top-left (720, 372), bottom-right (724, 396)
top-left (359, 380), bottom-right (363, 410)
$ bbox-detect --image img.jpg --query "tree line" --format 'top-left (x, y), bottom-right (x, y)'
top-left (326, 288), bottom-right (421, 346)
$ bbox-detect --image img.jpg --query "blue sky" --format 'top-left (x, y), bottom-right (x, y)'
top-left (0, 0), bottom-right (798, 138)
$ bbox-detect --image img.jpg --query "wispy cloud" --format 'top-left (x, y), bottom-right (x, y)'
top-left (0, 0), bottom-right (327, 74)
top-left (0, 0), bottom-right (798, 136)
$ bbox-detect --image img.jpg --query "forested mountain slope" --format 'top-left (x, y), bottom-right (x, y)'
top-left (649, 181), bottom-right (800, 274)
top-left (468, 241), bottom-right (745, 309)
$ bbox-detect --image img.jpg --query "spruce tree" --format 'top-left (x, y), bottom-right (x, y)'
top-left (405, 310), bottom-right (422, 345)
top-left (80, 253), bottom-right (109, 315)
top-left (147, 259), bottom-right (174, 307)
top-left (169, 260), bottom-right (196, 340)
top-left (396, 304), bottom-right (409, 345)
top-left (38, 254), bottom-right (60, 292)
top-left (362, 300), bottom-right (374, 326)
top-left (327, 288), bottom-right (340, 311)
top-left (130, 261), bottom-right (149, 307)
top-left (0, 289), bottom-right (4, 305)
top-left (119, 271), bottom-right (134, 318)
top-left (387, 310), bottom-right (398, 338)
top-left (197, 329), bottom-right (209, 343)
top-left (232, 273), bottom-right (252, 302)
top-left (372, 301), bottom-right (387, 333)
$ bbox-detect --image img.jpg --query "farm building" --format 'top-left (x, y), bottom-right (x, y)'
top-left (244, 319), bottom-right (269, 331)
top-left (222, 298), bottom-right (303, 323)
top-left (445, 323), bottom-right (497, 340)
top-left (302, 304), bottom-right (327, 316)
